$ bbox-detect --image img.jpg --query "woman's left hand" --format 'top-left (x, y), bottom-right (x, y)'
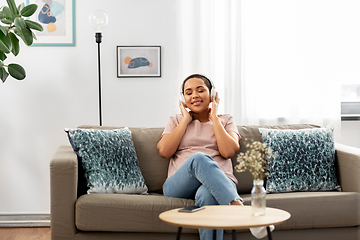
top-left (209, 92), bottom-right (220, 121)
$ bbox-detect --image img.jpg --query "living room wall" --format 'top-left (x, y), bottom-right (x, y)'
top-left (0, 0), bottom-right (179, 214)
top-left (0, 0), bottom-right (359, 216)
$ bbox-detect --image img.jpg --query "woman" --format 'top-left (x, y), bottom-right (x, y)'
top-left (157, 74), bottom-right (243, 240)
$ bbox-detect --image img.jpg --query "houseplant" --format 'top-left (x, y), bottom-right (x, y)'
top-left (0, 0), bottom-right (43, 83)
top-left (235, 140), bottom-right (274, 216)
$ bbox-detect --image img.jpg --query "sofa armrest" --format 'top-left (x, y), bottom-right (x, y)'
top-left (335, 143), bottom-right (360, 193)
top-left (50, 145), bottom-right (78, 240)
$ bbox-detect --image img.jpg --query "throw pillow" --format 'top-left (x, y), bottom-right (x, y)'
top-left (259, 126), bottom-right (341, 193)
top-left (65, 127), bottom-right (148, 194)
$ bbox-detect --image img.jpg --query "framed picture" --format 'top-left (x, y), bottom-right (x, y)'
top-left (117, 46), bottom-right (161, 78)
top-left (26, 0), bottom-right (76, 46)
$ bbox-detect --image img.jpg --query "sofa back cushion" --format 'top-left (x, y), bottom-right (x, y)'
top-left (129, 127), bottom-right (168, 193)
top-left (78, 124), bottom-right (320, 195)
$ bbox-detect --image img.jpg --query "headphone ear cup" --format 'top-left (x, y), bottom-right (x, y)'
top-left (210, 88), bottom-right (217, 101)
top-left (180, 93), bottom-right (187, 108)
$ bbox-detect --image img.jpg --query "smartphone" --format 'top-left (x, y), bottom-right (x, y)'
top-left (178, 205), bottom-right (205, 213)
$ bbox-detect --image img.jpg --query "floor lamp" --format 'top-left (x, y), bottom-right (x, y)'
top-left (89, 10), bottom-right (109, 126)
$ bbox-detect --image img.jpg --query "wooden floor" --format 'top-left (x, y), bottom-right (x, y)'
top-left (0, 227), bottom-right (51, 240)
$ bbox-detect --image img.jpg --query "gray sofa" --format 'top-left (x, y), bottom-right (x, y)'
top-left (50, 124), bottom-right (360, 240)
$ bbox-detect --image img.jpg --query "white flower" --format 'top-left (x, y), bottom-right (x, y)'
top-left (236, 140), bottom-right (275, 180)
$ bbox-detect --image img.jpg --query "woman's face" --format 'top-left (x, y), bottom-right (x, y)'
top-left (183, 77), bottom-right (211, 113)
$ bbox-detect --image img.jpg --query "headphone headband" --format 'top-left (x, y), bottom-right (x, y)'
top-left (181, 74), bottom-right (214, 94)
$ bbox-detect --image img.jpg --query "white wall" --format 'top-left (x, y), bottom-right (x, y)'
top-left (0, 0), bottom-right (178, 214)
top-left (0, 0), bottom-right (359, 215)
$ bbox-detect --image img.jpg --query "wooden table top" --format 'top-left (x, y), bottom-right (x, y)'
top-left (159, 205), bottom-right (291, 230)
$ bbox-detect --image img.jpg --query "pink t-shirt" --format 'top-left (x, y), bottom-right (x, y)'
top-left (162, 114), bottom-right (242, 184)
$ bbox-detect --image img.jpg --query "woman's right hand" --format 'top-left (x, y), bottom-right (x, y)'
top-left (179, 100), bottom-right (192, 125)
top-left (157, 101), bottom-right (192, 158)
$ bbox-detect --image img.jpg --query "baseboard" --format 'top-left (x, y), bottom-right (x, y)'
top-left (0, 214), bottom-right (50, 227)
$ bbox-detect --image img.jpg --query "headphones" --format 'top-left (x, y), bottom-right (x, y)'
top-left (180, 74), bottom-right (217, 108)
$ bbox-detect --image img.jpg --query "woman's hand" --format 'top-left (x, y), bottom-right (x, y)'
top-left (209, 92), bottom-right (220, 122)
top-left (157, 101), bottom-right (193, 158)
top-left (209, 92), bottom-right (240, 159)
top-left (179, 100), bottom-right (193, 125)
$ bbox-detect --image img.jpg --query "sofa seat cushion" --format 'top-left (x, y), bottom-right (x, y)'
top-left (75, 193), bottom-right (196, 233)
top-left (76, 191), bottom-right (360, 233)
top-left (241, 191), bottom-right (360, 230)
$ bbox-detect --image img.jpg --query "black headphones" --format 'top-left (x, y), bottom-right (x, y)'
top-left (180, 74), bottom-right (217, 107)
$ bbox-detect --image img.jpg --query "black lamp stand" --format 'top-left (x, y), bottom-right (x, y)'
top-left (95, 32), bottom-right (102, 126)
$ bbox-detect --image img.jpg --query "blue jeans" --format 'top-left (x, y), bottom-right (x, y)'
top-left (163, 152), bottom-right (242, 240)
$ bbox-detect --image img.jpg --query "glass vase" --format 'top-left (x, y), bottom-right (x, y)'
top-left (251, 179), bottom-right (266, 216)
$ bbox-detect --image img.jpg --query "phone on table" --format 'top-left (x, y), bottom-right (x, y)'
top-left (178, 205), bottom-right (205, 213)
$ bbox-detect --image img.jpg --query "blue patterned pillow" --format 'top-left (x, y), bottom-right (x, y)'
top-left (65, 128), bottom-right (148, 194)
top-left (259, 127), bottom-right (341, 193)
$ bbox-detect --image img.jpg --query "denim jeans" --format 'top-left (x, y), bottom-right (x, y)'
top-left (163, 152), bottom-right (242, 240)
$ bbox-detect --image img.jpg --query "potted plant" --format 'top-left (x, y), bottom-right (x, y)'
top-left (0, 0), bottom-right (43, 83)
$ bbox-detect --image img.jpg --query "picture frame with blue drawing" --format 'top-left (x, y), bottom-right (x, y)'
top-left (26, 0), bottom-right (75, 46)
top-left (117, 46), bottom-right (161, 78)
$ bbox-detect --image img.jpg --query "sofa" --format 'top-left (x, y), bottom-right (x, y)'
top-left (50, 124), bottom-right (360, 240)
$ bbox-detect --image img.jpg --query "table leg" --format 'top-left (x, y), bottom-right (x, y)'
top-left (176, 227), bottom-right (182, 240)
top-left (213, 230), bottom-right (216, 240)
top-left (266, 226), bottom-right (273, 240)
top-left (232, 230), bottom-right (237, 240)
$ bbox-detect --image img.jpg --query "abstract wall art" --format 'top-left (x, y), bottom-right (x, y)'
top-left (26, 0), bottom-right (75, 46)
top-left (117, 46), bottom-right (161, 78)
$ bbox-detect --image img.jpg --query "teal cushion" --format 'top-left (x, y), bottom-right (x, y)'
top-left (65, 128), bottom-right (148, 194)
top-left (259, 126), bottom-right (341, 193)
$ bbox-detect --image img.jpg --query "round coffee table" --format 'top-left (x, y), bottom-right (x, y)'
top-left (159, 205), bottom-right (291, 240)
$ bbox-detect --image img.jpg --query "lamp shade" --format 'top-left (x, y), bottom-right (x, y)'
top-left (89, 9), bottom-right (109, 32)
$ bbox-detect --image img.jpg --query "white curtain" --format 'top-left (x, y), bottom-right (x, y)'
top-left (177, 0), bottom-right (341, 140)
top-left (176, 0), bottom-right (243, 122)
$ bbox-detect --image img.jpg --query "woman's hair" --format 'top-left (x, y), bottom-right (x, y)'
top-left (181, 74), bottom-right (213, 94)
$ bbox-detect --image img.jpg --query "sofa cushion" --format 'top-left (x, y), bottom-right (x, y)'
top-left (259, 127), bottom-right (341, 193)
top-left (239, 192), bottom-right (359, 230)
top-left (77, 124), bottom-right (322, 195)
top-left (66, 127), bottom-right (148, 194)
top-left (233, 124), bottom-right (321, 194)
top-left (75, 191), bottom-right (360, 232)
top-left (129, 127), bottom-right (169, 193)
top-left (75, 193), bottom-right (196, 233)
top-left (260, 191), bottom-right (360, 229)
top-left (78, 126), bottom-right (169, 194)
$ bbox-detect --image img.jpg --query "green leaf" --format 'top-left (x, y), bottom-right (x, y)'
top-left (31, 31), bottom-right (36, 40)
top-left (25, 19), bottom-right (43, 32)
top-left (17, 3), bottom-right (25, 13)
top-left (0, 11), bottom-right (6, 19)
top-left (2, 6), bottom-right (14, 22)
top-left (14, 27), bottom-right (33, 46)
top-left (0, 66), bottom-right (9, 83)
top-left (20, 4), bottom-right (37, 17)
top-left (0, 51), bottom-right (7, 61)
top-left (0, 25), bottom-right (8, 35)
top-left (8, 63), bottom-right (25, 80)
top-left (14, 17), bottom-right (26, 29)
top-left (0, 31), bottom-right (12, 53)
top-left (6, 0), bottom-right (18, 16)
top-left (9, 32), bottom-right (19, 56)
top-left (1, 19), bottom-right (12, 25)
